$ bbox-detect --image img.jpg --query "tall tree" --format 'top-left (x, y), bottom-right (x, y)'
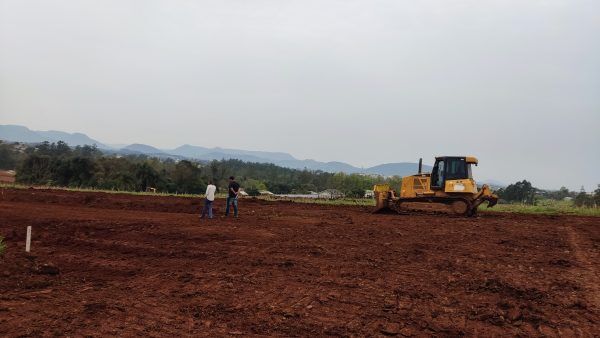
top-left (497, 180), bottom-right (536, 204)
top-left (134, 162), bottom-right (160, 191)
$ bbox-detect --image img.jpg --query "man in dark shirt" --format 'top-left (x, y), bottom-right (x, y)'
top-left (225, 176), bottom-right (240, 217)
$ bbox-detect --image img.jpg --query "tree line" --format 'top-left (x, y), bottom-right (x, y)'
top-left (0, 141), bottom-right (398, 197)
top-left (496, 179), bottom-right (600, 207)
top-left (1, 140), bottom-right (597, 205)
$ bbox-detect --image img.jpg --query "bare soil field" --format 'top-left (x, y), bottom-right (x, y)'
top-left (0, 188), bottom-right (598, 337)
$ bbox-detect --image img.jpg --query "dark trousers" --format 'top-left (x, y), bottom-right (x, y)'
top-left (225, 196), bottom-right (238, 216)
top-left (201, 199), bottom-right (213, 218)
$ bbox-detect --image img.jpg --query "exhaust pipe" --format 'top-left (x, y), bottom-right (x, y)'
top-left (418, 158), bottom-right (422, 174)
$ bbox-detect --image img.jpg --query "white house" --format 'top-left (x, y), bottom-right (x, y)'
top-left (318, 189), bottom-right (344, 199)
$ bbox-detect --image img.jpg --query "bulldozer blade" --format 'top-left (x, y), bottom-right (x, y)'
top-left (486, 196), bottom-right (498, 208)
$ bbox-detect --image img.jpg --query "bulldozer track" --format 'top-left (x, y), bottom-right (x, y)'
top-left (383, 197), bottom-right (477, 216)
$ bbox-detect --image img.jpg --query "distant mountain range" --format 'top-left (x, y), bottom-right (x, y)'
top-left (0, 124), bottom-right (109, 148)
top-left (0, 124), bottom-right (437, 177)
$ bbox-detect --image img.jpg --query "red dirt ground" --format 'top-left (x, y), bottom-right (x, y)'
top-left (0, 188), bottom-right (598, 337)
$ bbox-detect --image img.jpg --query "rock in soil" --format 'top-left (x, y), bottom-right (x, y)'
top-left (38, 264), bottom-right (60, 275)
top-left (381, 323), bottom-right (402, 336)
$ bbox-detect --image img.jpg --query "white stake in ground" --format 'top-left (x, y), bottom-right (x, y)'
top-left (25, 226), bottom-right (31, 253)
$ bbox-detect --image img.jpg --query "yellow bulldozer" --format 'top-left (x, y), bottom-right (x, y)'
top-left (373, 156), bottom-right (498, 216)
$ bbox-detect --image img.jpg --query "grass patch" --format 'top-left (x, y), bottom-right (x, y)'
top-left (0, 183), bottom-right (206, 199)
top-left (482, 200), bottom-right (600, 216)
top-left (259, 196), bottom-right (375, 207)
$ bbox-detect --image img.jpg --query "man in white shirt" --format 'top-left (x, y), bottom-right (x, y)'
top-left (200, 180), bottom-right (217, 219)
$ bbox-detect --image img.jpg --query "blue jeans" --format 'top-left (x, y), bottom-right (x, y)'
top-left (225, 196), bottom-right (238, 217)
top-left (201, 199), bottom-right (213, 218)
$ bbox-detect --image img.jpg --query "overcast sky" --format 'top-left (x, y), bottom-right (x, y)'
top-left (0, 0), bottom-right (598, 190)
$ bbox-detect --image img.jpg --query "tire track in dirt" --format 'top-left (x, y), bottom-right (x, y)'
top-left (564, 226), bottom-right (600, 309)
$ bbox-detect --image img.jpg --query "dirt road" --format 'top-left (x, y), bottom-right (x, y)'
top-left (0, 188), bottom-right (598, 336)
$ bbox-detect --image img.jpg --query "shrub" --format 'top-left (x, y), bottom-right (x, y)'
top-left (574, 192), bottom-right (594, 208)
top-left (246, 187), bottom-right (260, 196)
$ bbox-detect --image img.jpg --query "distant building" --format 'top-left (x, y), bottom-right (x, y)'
top-left (0, 170), bottom-right (16, 184)
top-left (259, 190), bottom-right (274, 196)
top-left (318, 189), bottom-right (344, 199)
top-left (364, 190), bottom-right (374, 198)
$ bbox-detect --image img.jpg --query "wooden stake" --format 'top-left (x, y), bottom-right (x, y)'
top-left (26, 226), bottom-right (31, 253)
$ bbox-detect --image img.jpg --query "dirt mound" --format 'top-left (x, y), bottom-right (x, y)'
top-left (0, 187), bottom-right (598, 336)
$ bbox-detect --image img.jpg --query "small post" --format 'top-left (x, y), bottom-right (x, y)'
top-left (26, 226), bottom-right (31, 253)
top-left (418, 158), bottom-right (423, 174)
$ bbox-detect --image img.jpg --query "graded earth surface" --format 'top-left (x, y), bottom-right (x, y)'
top-left (0, 188), bottom-right (598, 336)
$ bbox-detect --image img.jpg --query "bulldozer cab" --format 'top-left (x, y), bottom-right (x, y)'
top-left (430, 157), bottom-right (476, 190)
